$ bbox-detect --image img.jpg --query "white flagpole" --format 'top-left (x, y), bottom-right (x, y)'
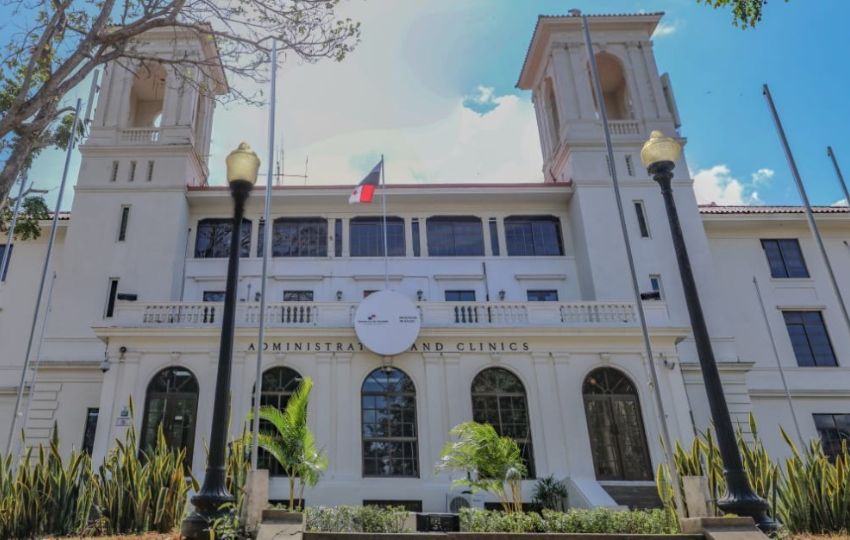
top-left (827, 146), bottom-right (850, 207)
top-left (6, 98), bottom-right (82, 458)
top-left (380, 155), bottom-right (389, 289)
top-left (251, 40), bottom-right (277, 470)
top-left (1, 171), bottom-right (29, 287)
top-left (764, 84), bottom-right (850, 336)
top-left (578, 11), bottom-right (683, 513)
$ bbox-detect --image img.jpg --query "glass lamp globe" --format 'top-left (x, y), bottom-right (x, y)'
top-left (225, 142), bottom-right (260, 185)
top-left (640, 130), bottom-right (682, 169)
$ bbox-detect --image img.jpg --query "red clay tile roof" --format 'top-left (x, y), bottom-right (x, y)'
top-left (699, 205), bottom-right (849, 215)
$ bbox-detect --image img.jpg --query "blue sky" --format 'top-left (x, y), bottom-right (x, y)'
top-left (21, 0), bottom-right (850, 208)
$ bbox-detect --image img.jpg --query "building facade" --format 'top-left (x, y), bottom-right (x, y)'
top-left (1, 13), bottom-right (848, 512)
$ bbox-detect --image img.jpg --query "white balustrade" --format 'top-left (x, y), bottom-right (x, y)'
top-left (608, 120), bottom-right (641, 136)
top-left (119, 128), bottom-right (160, 143)
top-left (123, 301), bottom-right (643, 329)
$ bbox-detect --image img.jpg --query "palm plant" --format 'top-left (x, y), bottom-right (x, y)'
top-left (436, 421), bottom-right (526, 512)
top-left (532, 475), bottom-right (568, 511)
top-left (248, 376), bottom-right (327, 510)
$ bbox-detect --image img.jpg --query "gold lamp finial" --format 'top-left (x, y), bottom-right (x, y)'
top-left (225, 142), bottom-right (260, 185)
top-left (640, 130), bottom-right (682, 170)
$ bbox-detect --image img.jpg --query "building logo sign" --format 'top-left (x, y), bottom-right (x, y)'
top-left (354, 290), bottom-right (421, 356)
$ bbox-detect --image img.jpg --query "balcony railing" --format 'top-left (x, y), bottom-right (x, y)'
top-left (608, 120), bottom-right (641, 136)
top-left (119, 128), bottom-right (160, 143)
top-left (111, 301), bottom-right (658, 330)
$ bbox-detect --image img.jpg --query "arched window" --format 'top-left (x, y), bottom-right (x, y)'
top-left (255, 367), bottom-right (303, 476)
top-left (362, 368), bottom-right (418, 477)
top-left (471, 368), bottom-right (535, 477)
top-left (589, 53), bottom-right (631, 120)
top-left (129, 62), bottom-right (167, 127)
top-left (583, 368), bottom-right (652, 480)
top-left (141, 367), bottom-right (199, 466)
top-left (195, 218), bottom-right (252, 258)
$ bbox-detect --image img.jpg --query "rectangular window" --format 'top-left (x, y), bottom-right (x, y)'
top-left (488, 218), bottom-right (500, 256)
top-left (650, 275), bottom-right (663, 300)
top-left (527, 290), bottom-right (558, 302)
top-left (445, 290), bottom-right (476, 302)
top-left (0, 244), bottom-right (12, 281)
top-left (634, 201), bottom-right (650, 238)
top-left (146, 160), bottom-right (155, 182)
top-left (334, 219), bottom-right (342, 257)
top-left (625, 155), bottom-right (635, 177)
top-left (504, 216), bottom-right (564, 256)
top-left (258, 218), bottom-right (327, 257)
top-left (128, 160), bottom-right (136, 182)
top-left (783, 311), bottom-right (837, 367)
top-left (813, 413), bottom-right (850, 460)
top-left (283, 290), bottom-right (314, 301)
top-left (110, 161), bottom-right (119, 182)
top-left (426, 217), bottom-right (484, 256)
top-left (411, 218), bottom-right (421, 257)
top-left (105, 278), bottom-right (119, 318)
top-left (118, 206), bottom-right (130, 241)
top-left (350, 217), bottom-right (405, 257)
top-left (196, 219), bottom-right (252, 258)
top-left (363, 290), bottom-right (378, 298)
top-left (203, 291), bottom-right (225, 302)
top-left (761, 239), bottom-right (809, 278)
top-left (81, 408), bottom-right (99, 454)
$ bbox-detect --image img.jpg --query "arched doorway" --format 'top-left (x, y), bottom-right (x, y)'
top-left (582, 367), bottom-right (652, 480)
top-left (471, 367), bottom-right (535, 477)
top-left (140, 367), bottom-right (199, 466)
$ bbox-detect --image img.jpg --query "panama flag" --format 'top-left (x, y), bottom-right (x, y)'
top-left (349, 160), bottom-right (382, 204)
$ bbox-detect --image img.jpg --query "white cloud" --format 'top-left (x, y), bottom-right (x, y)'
top-left (653, 22), bottom-right (677, 38)
top-left (750, 168), bottom-right (774, 184)
top-left (209, 1), bottom-right (543, 185)
top-left (692, 164), bottom-right (764, 205)
top-left (833, 199), bottom-right (848, 207)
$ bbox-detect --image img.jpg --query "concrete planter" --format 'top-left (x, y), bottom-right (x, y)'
top-left (304, 533), bottom-right (703, 540)
top-left (263, 508), bottom-right (305, 524)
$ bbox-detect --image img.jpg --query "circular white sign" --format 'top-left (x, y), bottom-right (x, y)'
top-left (354, 290), bottom-right (421, 356)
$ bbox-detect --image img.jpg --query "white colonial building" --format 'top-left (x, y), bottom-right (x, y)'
top-left (1, 12), bottom-right (848, 512)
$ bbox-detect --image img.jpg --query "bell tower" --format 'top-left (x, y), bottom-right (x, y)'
top-left (43, 27), bottom-right (228, 350)
top-left (83, 26), bottom-right (227, 187)
top-left (517, 12), bottom-right (681, 184)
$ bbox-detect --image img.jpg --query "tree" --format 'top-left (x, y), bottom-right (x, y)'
top-left (0, 0), bottom-right (361, 206)
top-left (697, 0), bottom-right (788, 28)
top-left (436, 421), bottom-right (526, 513)
top-left (249, 376), bottom-right (327, 511)
top-left (1, 195), bottom-right (50, 241)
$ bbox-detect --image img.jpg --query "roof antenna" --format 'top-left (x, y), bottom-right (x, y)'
top-left (568, 8), bottom-right (582, 16)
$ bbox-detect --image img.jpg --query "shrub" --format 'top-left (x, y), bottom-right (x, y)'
top-left (305, 505), bottom-right (409, 533)
top-left (459, 508), bottom-right (679, 534)
top-left (90, 417), bottom-right (197, 534)
top-left (0, 426), bottom-right (93, 539)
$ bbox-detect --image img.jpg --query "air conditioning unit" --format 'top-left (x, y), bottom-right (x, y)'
top-left (445, 491), bottom-right (483, 513)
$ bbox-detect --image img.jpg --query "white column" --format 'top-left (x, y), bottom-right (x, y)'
top-left (333, 353), bottom-right (356, 479)
top-left (423, 353), bottom-right (448, 472)
top-left (532, 352), bottom-right (570, 478)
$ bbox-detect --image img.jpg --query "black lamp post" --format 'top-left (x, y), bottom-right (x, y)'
top-left (640, 131), bottom-right (774, 532)
top-left (182, 142), bottom-right (260, 539)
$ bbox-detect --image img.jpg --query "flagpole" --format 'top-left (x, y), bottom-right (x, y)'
top-left (380, 155), bottom-right (389, 289)
top-left (6, 98), bottom-right (82, 458)
top-left (251, 40), bottom-right (277, 470)
top-left (763, 84), bottom-right (850, 336)
top-left (578, 11), bottom-right (683, 513)
top-left (1, 171), bottom-right (28, 287)
top-left (827, 146), bottom-right (850, 207)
